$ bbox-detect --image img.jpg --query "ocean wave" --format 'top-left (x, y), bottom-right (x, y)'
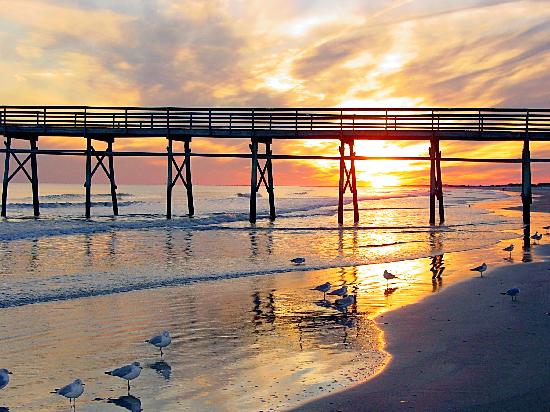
top-left (10, 200), bottom-right (142, 209)
top-left (18, 192), bottom-right (134, 201)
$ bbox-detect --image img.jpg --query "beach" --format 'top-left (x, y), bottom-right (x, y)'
top-left (0, 185), bottom-right (548, 411)
top-left (297, 245), bottom-right (550, 412)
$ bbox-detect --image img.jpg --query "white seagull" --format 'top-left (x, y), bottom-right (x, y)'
top-left (328, 285), bottom-right (348, 297)
top-left (106, 362), bottom-right (142, 394)
top-left (311, 282), bottom-right (331, 299)
top-left (52, 379), bottom-right (84, 407)
top-left (470, 263), bottom-right (487, 277)
top-left (501, 287), bottom-right (520, 301)
top-left (0, 369), bottom-right (12, 390)
top-left (503, 244), bottom-right (514, 257)
top-left (291, 257), bottom-right (306, 265)
top-left (383, 270), bottom-right (398, 286)
top-left (531, 232), bottom-right (543, 243)
top-left (146, 331), bottom-right (171, 356)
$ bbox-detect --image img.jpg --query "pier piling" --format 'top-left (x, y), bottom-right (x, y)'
top-left (521, 138), bottom-right (532, 225)
top-left (337, 139), bottom-right (359, 225)
top-left (249, 138), bottom-right (276, 223)
top-left (429, 138), bottom-right (444, 224)
top-left (1, 134), bottom-right (41, 217)
top-left (166, 137), bottom-right (194, 219)
top-left (84, 136), bottom-right (119, 218)
top-left (1, 135), bottom-right (12, 217)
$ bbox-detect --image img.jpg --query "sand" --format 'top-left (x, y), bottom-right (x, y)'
top-left (296, 244), bottom-right (550, 412)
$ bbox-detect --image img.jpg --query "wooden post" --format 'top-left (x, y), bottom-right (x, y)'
top-left (349, 140), bottom-right (359, 223)
top-left (266, 142), bottom-right (276, 221)
top-left (184, 139), bottom-right (194, 217)
top-left (29, 136), bottom-right (40, 217)
top-left (338, 140), bottom-right (345, 225)
top-left (521, 138), bottom-right (531, 225)
top-left (107, 139), bottom-right (118, 216)
top-left (429, 141), bottom-right (436, 225)
top-left (435, 139), bottom-right (444, 223)
top-left (250, 139), bottom-right (258, 224)
top-left (85, 137), bottom-right (92, 219)
top-left (1, 135), bottom-right (11, 217)
top-left (166, 137), bottom-right (173, 219)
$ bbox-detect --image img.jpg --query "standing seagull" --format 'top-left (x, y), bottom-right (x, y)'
top-left (383, 270), bottom-right (398, 287)
top-left (501, 287), bottom-right (520, 301)
top-left (531, 232), bottom-right (543, 243)
top-left (470, 263), bottom-right (487, 277)
top-left (311, 282), bottom-right (331, 300)
top-left (106, 362), bottom-right (142, 394)
top-left (0, 369), bottom-right (12, 390)
top-left (291, 257), bottom-right (306, 265)
top-left (146, 331), bottom-right (171, 357)
top-left (328, 285), bottom-right (348, 297)
top-left (51, 379), bottom-right (84, 407)
top-left (503, 244), bottom-right (514, 257)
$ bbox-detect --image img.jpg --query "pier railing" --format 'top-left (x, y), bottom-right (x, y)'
top-left (1, 107), bottom-right (550, 139)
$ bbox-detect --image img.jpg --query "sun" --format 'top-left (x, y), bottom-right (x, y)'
top-left (358, 169), bottom-right (401, 187)
top-left (353, 141), bottom-right (421, 188)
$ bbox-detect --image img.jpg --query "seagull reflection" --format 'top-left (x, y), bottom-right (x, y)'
top-left (149, 360), bottom-right (171, 380)
top-left (107, 395), bottom-right (142, 412)
top-left (384, 287), bottom-right (398, 296)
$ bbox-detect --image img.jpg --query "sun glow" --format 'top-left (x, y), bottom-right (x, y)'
top-left (353, 140), bottom-right (425, 188)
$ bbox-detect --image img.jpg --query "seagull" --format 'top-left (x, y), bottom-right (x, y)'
top-left (501, 287), bottom-right (520, 301)
top-left (0, 369), bottom-right (12, 390)
top-left (470, 263), bottom-right (487, 277)
top-left (291, 257), bottom-right (306, 265)
top-left (106, 362), bottom-right (142, 394)
top-left (311, 282), bottom-right (331, 299)
top-left (383, 270), bottom-right (398, 286)
top-left (146, 331), bottom-right (171, 357)
top-left (531, 232), bottom-right (543, 243)
top-left (503, 244), bottom-right (514, 257)
top-left (335, 295), bottom-right (355, 313)
top-left (328, 285), bottom-right (347, 297)
top-left (51, 379), bottom-right (84, 407)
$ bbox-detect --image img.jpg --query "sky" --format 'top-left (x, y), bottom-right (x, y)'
top-left (0, 0), bottom-right (549, 187)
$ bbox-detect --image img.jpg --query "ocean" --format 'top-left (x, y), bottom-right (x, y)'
top-left (0, 183), bottom-right (536, 411)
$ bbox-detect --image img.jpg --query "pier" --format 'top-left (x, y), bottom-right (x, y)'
top-left (1, 106), bottom-right (549, 225)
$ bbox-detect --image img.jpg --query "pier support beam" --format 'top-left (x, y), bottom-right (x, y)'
top-left (1, 134), bottom-right (40, 217)
top-left (337, 139), bottom-right (359, 225)
top-left (521, 138), bottom-right (532, 225)
top-left (84, 136), bottom-right (118, 218)
top-left (166, 136), bottom-right (194, 219)
top-left (249, 138), bottom-right (276, 223)
top-left (429, 138), bottom-right (444, 224)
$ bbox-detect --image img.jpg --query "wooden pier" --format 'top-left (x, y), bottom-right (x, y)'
top-left (1, 106), bottom-right (549, 226)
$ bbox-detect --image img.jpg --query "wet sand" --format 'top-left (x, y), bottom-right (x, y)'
top-left (296, 244), bottom-right (550, 412)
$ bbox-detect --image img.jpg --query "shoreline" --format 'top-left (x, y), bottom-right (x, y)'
top-left (295, 244), bottom-right (550, 411)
